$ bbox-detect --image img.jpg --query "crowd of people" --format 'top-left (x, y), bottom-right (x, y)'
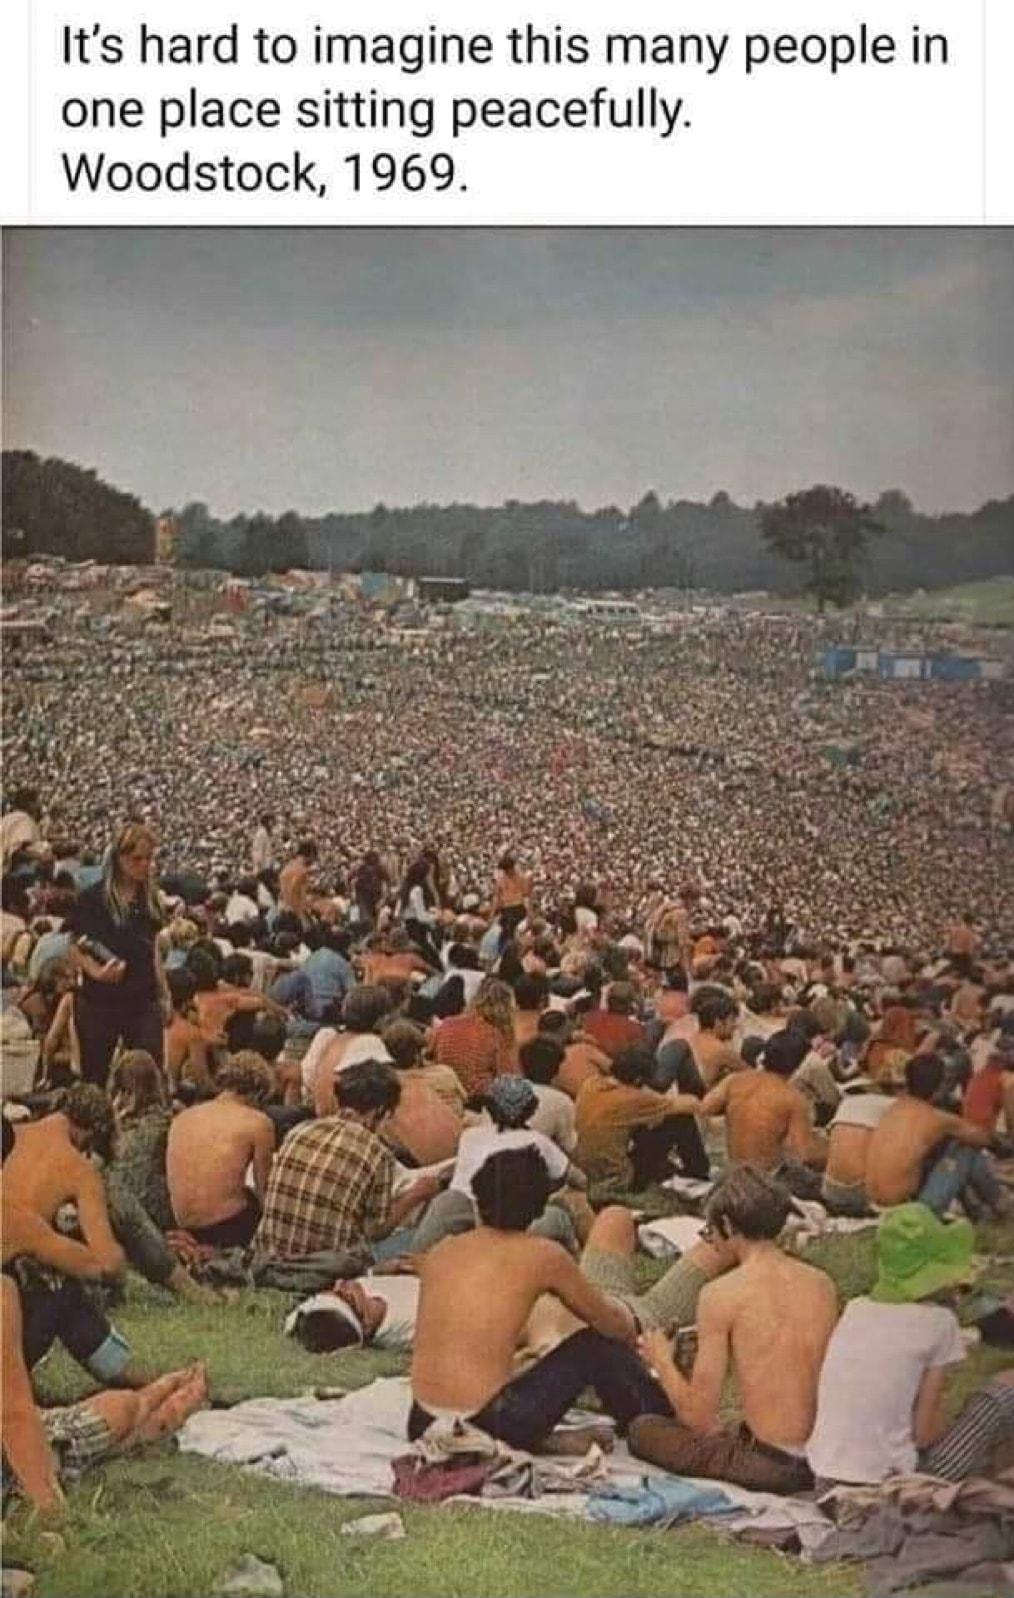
top-left (2, 601), bottom-right (1013, 1531)
top-left (4, 606), bottom-right (1012, 947)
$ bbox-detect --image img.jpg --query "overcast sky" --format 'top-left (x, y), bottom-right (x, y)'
top-left (3, 228), bottom-right (1012, 518)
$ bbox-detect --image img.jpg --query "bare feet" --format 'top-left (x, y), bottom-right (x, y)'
top-left (136, 1362), bottom-right (209, 1442)
top-left (540, 1423), bottom-right (614, 1457)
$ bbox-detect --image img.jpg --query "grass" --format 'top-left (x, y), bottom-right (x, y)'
top-left (731, 576), bottom-right (1014, 628)
top-left (3, 1201), bottom-right (1012, 1598)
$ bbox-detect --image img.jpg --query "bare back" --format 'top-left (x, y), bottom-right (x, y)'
top-left (825, 1123), bottom-right (875, 1186)
top-left (166, 1097), bottom-right (273, 1228)
top-left (711, 1252), bottom-right (838, 1448)
top-left (866, 1099), bottom-right (952, 1206)
top-left (412, 1228), bottom-right (628, 1414)
top-left (721, 1074), bottom-right (804, 1169)
top-left (3, 1118), bottom-right (93, 1223)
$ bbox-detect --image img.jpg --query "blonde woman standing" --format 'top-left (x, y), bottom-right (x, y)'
top-left (69, 823), bottom-right (169, 1086)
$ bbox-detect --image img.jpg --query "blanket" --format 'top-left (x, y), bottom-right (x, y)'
top-left (177, 1375), bottom-right (833, 1545)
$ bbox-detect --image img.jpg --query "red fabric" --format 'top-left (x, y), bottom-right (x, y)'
top-left (582, 1011), bottom-right (646, 1061)
top-left (963, 1061), bottom-right (1006, 1132)
top-left (392, 1453), bottom-right (497, 1502)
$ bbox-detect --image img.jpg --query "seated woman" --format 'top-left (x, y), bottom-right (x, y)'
top-left (807, 1203), bottom-right (1014, 1486)
top-left (108, 1050), bottom-right (174, 1231)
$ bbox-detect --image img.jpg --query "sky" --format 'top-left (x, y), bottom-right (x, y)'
top-left (3, 228), bottom-right (1013, 518)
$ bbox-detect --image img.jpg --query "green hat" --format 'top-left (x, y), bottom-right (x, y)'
top-left (871, 1203), bottom-right (974, 1304)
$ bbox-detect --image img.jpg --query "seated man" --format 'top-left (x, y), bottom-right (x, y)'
top-left (380, 1019), bottom-right (463, 1167)
top-left (3, 1273), bottom-right (207, 1515)
top-left (410, 1076), bottom-right (581, 1254)
top-left (807, 1204), bottom-right (1014, 1485)
top-left (1, 1103), bottom-right (147, 1390)
top-left (820, 1080), bottom-right (893, 1216)
top-left (254, 1061), bottom-right (442, 1261)
top-left (689, 993), bottom-right (743, 1089)
top-left (700, 1030), bottom-right (826, 1194)
top-left (536, 1010), bottom-right (609, 1100)
top-left (166, 1052), bottom-right (276, 1247)
top-left (575, 1043), bottom-right (702, 1190)
top-left (409, 1146), bottom-right (672, 1454)
top-left (866, 1054), bottom-right (1008, 1218)
top-left (519, 1036), bottom-right (578, 1153)
top-left (582, 981), bottom-right (646, 1062)
top-left (627, 1166), bottom-right (839, 1494)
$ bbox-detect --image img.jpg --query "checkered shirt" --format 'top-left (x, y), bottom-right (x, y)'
top-left (254, 1114), bottom-right (394, 1258)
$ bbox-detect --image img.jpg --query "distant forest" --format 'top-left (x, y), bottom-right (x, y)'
top-left (4, 450), bottom-right (1013, 597)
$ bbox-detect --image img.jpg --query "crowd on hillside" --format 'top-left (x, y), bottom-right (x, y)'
top-left (1, 608), bottom-right (1013, 1549)
top-left (2, 784), bottom-right (1012, 1519)
top-left (3, 611), bottom-right (1012, 950)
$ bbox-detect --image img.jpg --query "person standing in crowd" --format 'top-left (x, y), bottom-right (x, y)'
top-left (251, 812), bottom-right (276, 877)
top-left (353, 849), bottom-right (389, 932)
top-left (398, 855), bottom-right (443, 969)
top-left (493, 852), bottom-right (532, 952)
top-left (68, 823), bottom-right (169, 1087)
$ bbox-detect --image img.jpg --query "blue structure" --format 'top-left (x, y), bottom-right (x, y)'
top-left (818, 647), bottom-right (1004, 683)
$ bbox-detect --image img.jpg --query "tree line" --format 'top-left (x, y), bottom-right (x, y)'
top-left (3, 449), bottom-right (1012, 604)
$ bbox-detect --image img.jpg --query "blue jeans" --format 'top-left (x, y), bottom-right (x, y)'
top-left (918, 1140), bottom-right (1003, 1217)
top-left (408, 1328), bottom-right (671, 1450)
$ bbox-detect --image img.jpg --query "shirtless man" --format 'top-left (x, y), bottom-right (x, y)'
top-left (358, 930), bottom-right (431, 988)
top-left (536, 1010), bottom-right (609, 1099)
top-left (700, 1030), bottom-right (825, 1176)
top-left (166, 1052), bottom-right (275, 1245)
top-left (866, 1054), bottom-right (1008, 1217)
top-left (820, 1082), bottom-right (893, 1215)
top-left (628, 1165), bottom-right (839, 1493)
top-left (1, 1095), bottom-right (151, 1389)
top-left (279, 841), bottom-right (317, 925)
top-left (409, 1145), bottom-right (671, 1454)
top-left (689, 994), bottom-right (743, 1088)
top-left (3, 1088), bottom-right (125, 1278)
top-left (164, 967), bottom-right (213, 1095)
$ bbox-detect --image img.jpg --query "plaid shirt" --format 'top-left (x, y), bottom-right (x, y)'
top-left (254, 1114), bottom-right (394, 1258)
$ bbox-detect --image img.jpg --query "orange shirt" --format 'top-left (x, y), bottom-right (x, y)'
top-left (574, 1075), bottom-right (670, 1186)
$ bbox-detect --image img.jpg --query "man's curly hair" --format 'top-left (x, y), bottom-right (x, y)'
top-left (217, 1051), bottom-right (274, 1105)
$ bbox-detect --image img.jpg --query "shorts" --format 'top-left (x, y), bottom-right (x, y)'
top-left (820, 1175), bottom-right (870, 1217)
top-left (582, 1248), bottom-right (708, 1333)
top-left (42, 1404), bottom-right (117, 1476)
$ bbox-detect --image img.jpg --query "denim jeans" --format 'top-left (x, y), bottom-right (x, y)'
top-left (408, 1328), bottom-right (671, 1450)
top-left (918, 1139), bottom-right (1003, 1216)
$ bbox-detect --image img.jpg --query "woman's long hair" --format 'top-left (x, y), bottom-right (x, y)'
top-left (472, 977), bottom-right (516, 1041)
top-left (109, 1049), bottom-right (168, 1124)
top-left (102, 822), bottom-right (163, 925)
top-left (398, 855), bottom-right (434, 911)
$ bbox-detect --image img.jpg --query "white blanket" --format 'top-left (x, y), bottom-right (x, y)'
top-left (177, 1376), bottom-right (831, 1546)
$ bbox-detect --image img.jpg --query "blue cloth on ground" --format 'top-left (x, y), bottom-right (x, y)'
top-left (587, 1475), bottom-right (737, 1527)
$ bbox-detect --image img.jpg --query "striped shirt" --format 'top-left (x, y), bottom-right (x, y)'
top-left (254, 1114), bottom-right (394, 1258)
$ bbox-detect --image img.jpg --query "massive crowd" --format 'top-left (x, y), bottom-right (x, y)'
top-left (3, 605), bottom-right (1013, 946)
top-left (1, 595), bottom-right (1012, 1553)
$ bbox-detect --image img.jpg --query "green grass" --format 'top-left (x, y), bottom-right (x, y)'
top-left (878, 576), bottom-right (1014, 627)
top-left (3, 1210), bottom-right (1012, 1598)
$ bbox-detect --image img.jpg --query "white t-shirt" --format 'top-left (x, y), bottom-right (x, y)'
top-left (449, 1125), bottom-right (570, 1198)
top-left (806, 1297), bottom-right (965, 1484)
top-left (284, 1275), bottom-right (421, 1353)
top-left (299, 1029), bottom-right (392, 1100)
top-left (226, 892), bottom-right (260, 925)
top-left (830, 1093), bottom-right (894, 1131)
top-left (370, 1275), bottom-right (421, 1350)
top-left (530, 1084), bottom-right (578, 1153)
